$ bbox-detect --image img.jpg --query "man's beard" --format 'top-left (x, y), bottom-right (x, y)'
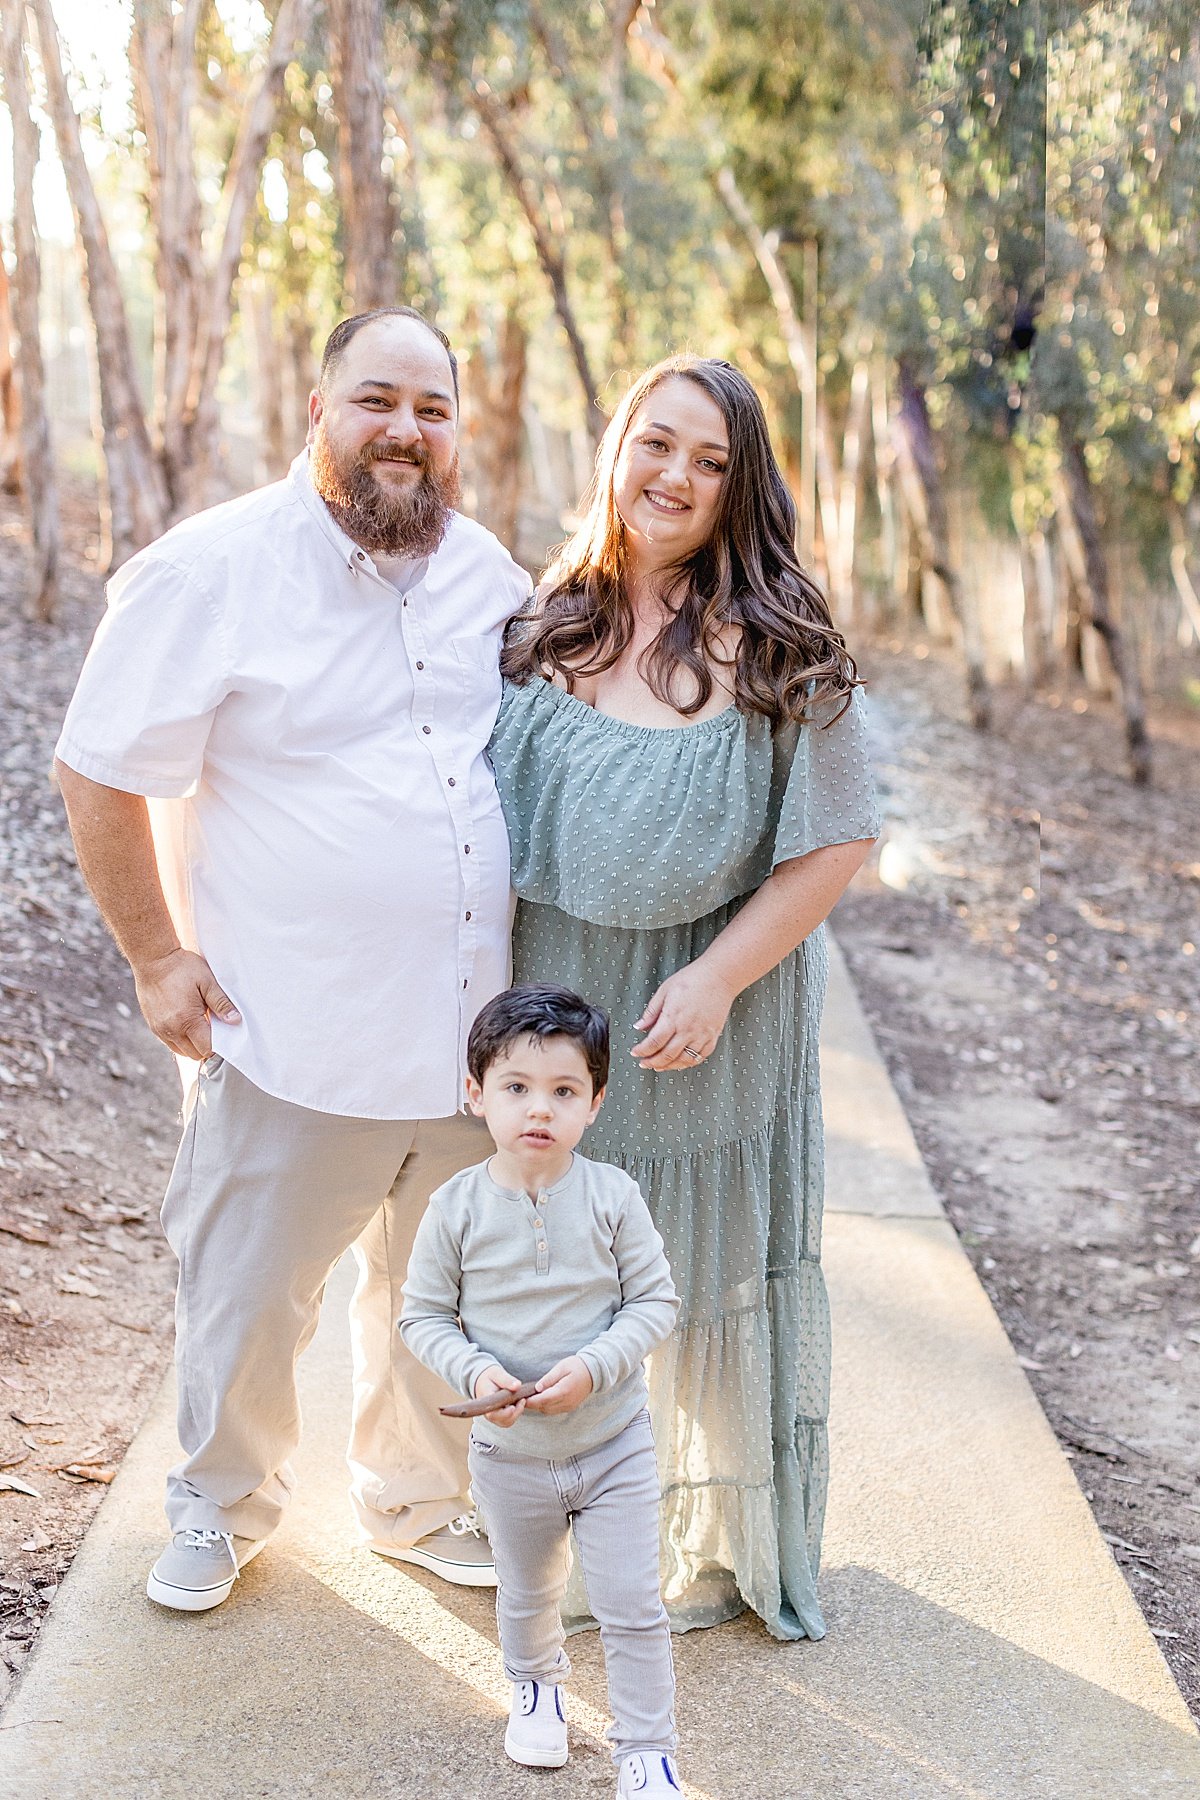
top-left (310, 422), bottom-right (461, 559)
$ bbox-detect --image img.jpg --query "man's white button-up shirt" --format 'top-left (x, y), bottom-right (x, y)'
top-left (56, 453), bottom-right (533, 1119)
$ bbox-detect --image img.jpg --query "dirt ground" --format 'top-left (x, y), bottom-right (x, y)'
top-left (837, 637), bottom-right (1200, 1722)
top-left (0, 497), bottom-right (179, 1705)
top-left (1, 495), bottom-right (1197, 1722)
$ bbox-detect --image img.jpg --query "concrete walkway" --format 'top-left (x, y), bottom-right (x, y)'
top-left (2, 942), bottom-right (1197, 1799)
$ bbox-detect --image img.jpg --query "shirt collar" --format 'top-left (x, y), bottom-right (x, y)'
top-left (484, 1153), bottom-right (579, 1204)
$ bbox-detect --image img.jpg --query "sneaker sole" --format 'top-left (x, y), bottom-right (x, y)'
top-left (504, 1730), bottom-right (568, 1769)
top-left (373, 1543), bottom-right (498, 1588)
top-left (145, 1537), bottom-right (267, 1612)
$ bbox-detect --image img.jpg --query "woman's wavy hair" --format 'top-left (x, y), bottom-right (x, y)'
top-left (501, 354), bottom-right (860, 726)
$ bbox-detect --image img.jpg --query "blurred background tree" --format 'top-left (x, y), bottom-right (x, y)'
top-left (1, 0), bottom-right (1197, 778)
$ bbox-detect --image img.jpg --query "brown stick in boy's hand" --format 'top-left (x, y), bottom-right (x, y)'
top-left (439, 1380), bottom-right (542, 1419)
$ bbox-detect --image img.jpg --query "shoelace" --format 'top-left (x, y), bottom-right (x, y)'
top-left (447, 1510), bottom-right (482, 1539)
top-left (181, 1527), bottom-right (240, 1579)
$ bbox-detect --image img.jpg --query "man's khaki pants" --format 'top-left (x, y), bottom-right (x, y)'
top-left (160, 1055), bottom-right (490, 1546)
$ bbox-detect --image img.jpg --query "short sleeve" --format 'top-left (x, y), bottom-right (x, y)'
top-left (55, 553), bottom-right (232, 798)
top-left (772, 684), bottom-right (880, 867)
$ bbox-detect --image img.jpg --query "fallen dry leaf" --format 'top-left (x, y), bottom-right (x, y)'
top-left (19, 1529), bottom-right (51, 1553)
top-left (56, 1272), bottom-right (102, 1299)
top-left (0, 1475), bottom-right (40, 1497)
top-left (56, 1464), bottom-right (116, 1485)
top-left (0, 1217), bottom-right (54, 1246)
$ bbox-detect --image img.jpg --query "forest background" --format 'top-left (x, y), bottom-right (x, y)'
top-left (1, 0), bottom-right (1199, 784)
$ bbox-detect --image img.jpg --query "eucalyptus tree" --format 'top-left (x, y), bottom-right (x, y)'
top-left (0, 0), bottom-right (58, 618)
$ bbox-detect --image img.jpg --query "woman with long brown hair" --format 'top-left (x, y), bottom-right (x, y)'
top-left (488, 354), bottom-right (879, 1641)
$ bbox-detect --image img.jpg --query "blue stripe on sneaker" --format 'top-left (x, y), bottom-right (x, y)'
top-left (555, 1686), bottom-right (565, 1721)
top-left (662, 1756), bottom-right (679, 1788)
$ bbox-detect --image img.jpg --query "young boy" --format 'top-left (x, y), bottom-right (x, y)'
top-left (399, 984), bottom-right (683, 1798)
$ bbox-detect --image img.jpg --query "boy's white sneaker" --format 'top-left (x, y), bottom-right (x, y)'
top-left (505, 1679), bottom-right (568, 1768)
top-left (617, 1752), bottom-right (683, 1795)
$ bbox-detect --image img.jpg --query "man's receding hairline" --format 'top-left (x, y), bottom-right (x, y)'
top-left (320, 308), bottom-right (459, 400)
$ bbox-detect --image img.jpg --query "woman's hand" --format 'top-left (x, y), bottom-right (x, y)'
top-left (473, 1363), bottom-right (527, 1428)
top-left (630, 962), bottom-right (736, 1072)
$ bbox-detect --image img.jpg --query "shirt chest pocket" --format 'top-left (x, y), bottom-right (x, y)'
top-left (447, 634), bottom-right (502, 730)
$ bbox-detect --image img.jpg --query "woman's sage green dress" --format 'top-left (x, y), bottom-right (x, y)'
top-left (488, 675), bottom-right (879, 1640)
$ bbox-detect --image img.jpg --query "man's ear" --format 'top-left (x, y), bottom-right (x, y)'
top-left (306, 388), bottom-right (322, 445)
top-left (465, 1075), bottom-right (486, 1118)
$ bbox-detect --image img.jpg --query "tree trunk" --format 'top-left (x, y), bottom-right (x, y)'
top-left (1, 2), bottom-right (58, 617)
top-left (836, 358), bottom-right (871, 624)
top-left (251, 282), bottom-right (288, 483)
top-left (870, 357), bottom-right (901, 620)
top-left (30, 0), bottom-right (168, 565)
top-left (464, 308), bottom-right (527, 553)
top-left (330, 0), bottom-right (396, 311)
top-left (179, 0), bottom-right (316, 510)
top-left (466, 78), bottom-right (602, 444)
top-left (130, 0), bottom-right (204, 504)
top-left (0, 240), bottom-right (22, 492)
top-left (530, 0), bottom-right (636, 369)
top-left (1167, 500), bottom-right (1200, 647)
top-left (1056, 433), bottom-right (1151, 784)
top-left (892, 358), bottom-right (991, 729)
top-left (710, 168), bottom-right (844, 598)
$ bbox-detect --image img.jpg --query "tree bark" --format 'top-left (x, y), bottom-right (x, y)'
top-left (463, 307), bottom-right (527, 553)
top-left (1167, 500), bottom-right (1200, 647)
top-left (836, 358), bottom-right (871, 624)
top-left (129, 0), bottom-right (204, 502)
top-left (529, 1), bottom-right (636, 368)
top-left (250, 282), bottom-right (288, 483)
top-left (330, 0), bottom-right (396, 311)
top-left (869, 357), bottom-right (901, 620)
top-left (0, 237), bottom-right (22, 492)
top-left (710, 168), bottom-right (845, 599)
top-left (466, 77), bottom-right (603, 444)
top-left (1057, 433), bottom-right (1152, 783)
top-left (30, 0), bottom-right (168, 565)
top-left (1, 2), bottom-right (58, 616)
top-left (179, 0), bottom-right (316, 509)
top-left (893, 357), bottom-right (991, 730)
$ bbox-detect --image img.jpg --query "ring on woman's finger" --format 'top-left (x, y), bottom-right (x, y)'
top-left (682, 1046), bottom-right (704, 1063)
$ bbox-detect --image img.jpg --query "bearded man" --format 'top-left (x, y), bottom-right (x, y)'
top-left (55, 308), bottom-right (531, 1609)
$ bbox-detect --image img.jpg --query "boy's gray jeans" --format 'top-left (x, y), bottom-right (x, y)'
top-left (468, 1409), bottom-right (677, 1764)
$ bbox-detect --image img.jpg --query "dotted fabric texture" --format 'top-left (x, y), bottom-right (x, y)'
top-left (489, 676), bottom-right (881, 1642)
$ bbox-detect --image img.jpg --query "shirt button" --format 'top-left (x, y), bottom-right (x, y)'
top-left (462, 978), bottom-right (469, 989)
top-left (464, 844), bottom-right (471, 854)
top-left (422, 725), bottom-right (431, 735)
top-left (416, 660), bottom-right (425, 671)
top-left (465, 910), bottom-right (472, 921)
top-left (447, 777), bottom-right (456, 787)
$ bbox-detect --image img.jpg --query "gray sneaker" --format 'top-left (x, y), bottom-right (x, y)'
top-left (146, 1528), bottom-right (267, 1612)
top-left (374, 1509), bottom-right (497, 1587)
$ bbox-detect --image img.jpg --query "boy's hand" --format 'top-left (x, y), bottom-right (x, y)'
top-left (525, 1355), bottom-right (594, 1416)
top-left (473, 1363), bottom-right (527, 1428)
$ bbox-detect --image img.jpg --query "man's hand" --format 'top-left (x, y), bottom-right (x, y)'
top-left (473, 1363), bottom-right (527, 1428)
top-left (133, 948), bottom-right (241, 1061)
top-left (524, 1355), bottom-right (594, 1416)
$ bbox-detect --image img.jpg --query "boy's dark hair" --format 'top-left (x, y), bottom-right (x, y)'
top-left (467, 985), bottom-right (609, 1095)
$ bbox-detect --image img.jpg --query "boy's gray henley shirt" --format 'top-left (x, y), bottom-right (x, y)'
top-left (400, 1153), bottom-right (679, 1457)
